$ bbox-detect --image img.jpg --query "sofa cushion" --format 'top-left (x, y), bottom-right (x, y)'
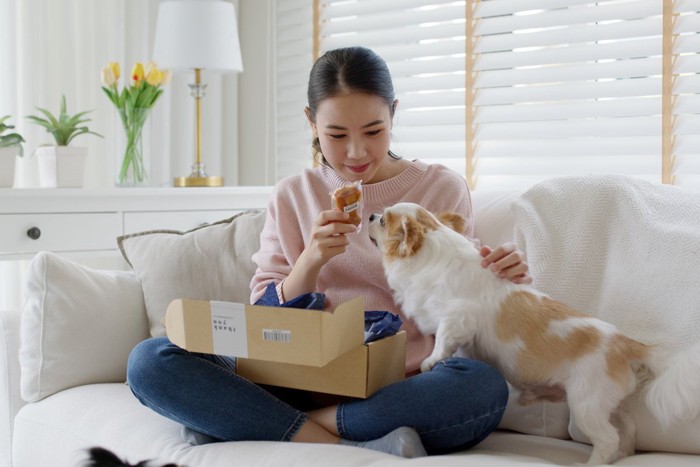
top-left (471, 189), bottom-right (524, 250)
top-left (13, 384), bottom-right (700, 467)
top-left (512, 174), bottom-right (700, 455)
top-left (117, 210), bottom-right (266, 337)
top-left (471, 189), bottom-right (571, 440)
top-left (20, 252), bottom-right (149, 403)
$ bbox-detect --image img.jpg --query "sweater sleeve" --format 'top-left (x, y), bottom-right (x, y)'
top-left (249, 185), bottom-right (294, 304)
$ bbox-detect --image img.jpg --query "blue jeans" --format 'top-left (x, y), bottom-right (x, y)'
top-left (127, 337), bottom-right (507, 453)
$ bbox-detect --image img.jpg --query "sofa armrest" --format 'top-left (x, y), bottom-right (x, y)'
top-left (0, 308), bottom-right (24, 467)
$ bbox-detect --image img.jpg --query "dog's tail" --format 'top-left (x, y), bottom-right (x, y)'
top-left (643, 342), bottom-right (700, 428)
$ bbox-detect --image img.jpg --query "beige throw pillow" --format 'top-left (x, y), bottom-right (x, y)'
top-left (117, 210), bottom-right (266, 337)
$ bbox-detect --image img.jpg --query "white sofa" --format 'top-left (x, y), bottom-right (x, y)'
top-left (2, 174), bottom-right (700, 467)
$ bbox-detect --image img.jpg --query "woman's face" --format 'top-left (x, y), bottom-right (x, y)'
top-left (307, 92), bottom-right (398, 184)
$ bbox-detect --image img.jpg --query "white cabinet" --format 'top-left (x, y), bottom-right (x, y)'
top-left (0, 186), bottom-right (272, 309)
top-left (1, 213), bottom-right (122, 254)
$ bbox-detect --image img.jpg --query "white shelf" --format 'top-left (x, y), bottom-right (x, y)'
top-left (0, 186), bottom-right (273, 214)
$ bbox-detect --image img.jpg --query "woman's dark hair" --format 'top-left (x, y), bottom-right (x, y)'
top-left (307, 46), bottom-right (401, 164)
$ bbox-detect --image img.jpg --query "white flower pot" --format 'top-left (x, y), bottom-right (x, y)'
top-left (36, 146), bottom-right (88, 188)
top-left (0, 146), bottom-right (19, 187)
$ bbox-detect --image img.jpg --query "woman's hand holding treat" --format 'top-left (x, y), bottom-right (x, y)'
top-left (282, 209), bottom-right (356, 300)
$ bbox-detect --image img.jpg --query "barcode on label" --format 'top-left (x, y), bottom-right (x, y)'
top-left (262, 329), bottom-right (291, 343)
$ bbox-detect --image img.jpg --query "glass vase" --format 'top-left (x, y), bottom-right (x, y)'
top-left (116, 107), bottom-right (150, 187)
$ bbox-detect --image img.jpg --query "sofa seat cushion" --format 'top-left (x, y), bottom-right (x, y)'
top-left (12, 384), bottom-right (700, 467)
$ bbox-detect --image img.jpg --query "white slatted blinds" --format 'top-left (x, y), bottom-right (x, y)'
top-left (673, 1), bottom-right (700, 188)
top-left (273, 1), bottom-right (700, 190)
top-left (319, 0), bottom-right (469, 177)
top-left (274, 0), bottom-right (315, 180)
top-left (470, 0), bottom-right (699, 190)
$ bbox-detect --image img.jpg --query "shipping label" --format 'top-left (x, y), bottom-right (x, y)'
top-left (210, 301), bottom-right (248, 357)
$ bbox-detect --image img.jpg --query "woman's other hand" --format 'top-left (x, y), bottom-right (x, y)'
top-left (480, 242), bottom-right (532, 284)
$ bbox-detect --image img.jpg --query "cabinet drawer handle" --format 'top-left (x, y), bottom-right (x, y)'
top-left (27, 227), bottom-right (42, 240)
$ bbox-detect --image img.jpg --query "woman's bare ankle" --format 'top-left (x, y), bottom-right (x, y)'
top-left (307, 405), bottom-right (339, 435)
top-left (291, 419), bottom-right (340, 444)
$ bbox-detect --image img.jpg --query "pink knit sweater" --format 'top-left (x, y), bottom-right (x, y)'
top-left (250, 160), bottom-right (475, 374)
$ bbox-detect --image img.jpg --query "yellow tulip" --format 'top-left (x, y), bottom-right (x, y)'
top-left (146, 68), bottom-right (163, 86)
top-left (144, 60), bottom-right (158, 77)
top-left (131, 62), bottom-right (145, 86)
top-left (108, 62), bottom-right (120, 81)
top-left (160, 69), bottom-right (172, 86)
top-left (101, 66), bottom-right (116, 87)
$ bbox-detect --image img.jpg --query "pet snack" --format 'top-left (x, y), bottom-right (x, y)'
top-left (331, 180), bottom-right (363, 230)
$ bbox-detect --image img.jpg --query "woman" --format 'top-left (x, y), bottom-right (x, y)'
top-left (128, 46), bottom-right (530, 458)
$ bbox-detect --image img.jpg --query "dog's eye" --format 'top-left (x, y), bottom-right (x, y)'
top-left (380, 217), bottom-right (385, 226)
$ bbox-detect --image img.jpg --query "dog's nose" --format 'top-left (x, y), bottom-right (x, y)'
top-left (369, 214), bottom-right (377, 222)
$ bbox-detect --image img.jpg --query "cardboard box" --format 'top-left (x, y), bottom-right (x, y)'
top-left (165, 297), bottom-right (365, 366)
top-left (237, 331), bottom-right (406, 398)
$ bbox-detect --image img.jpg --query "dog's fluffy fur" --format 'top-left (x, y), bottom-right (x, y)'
top-left (368, 202), bottom-right (700, 465)
top-left (84, 447), bottom-right (180, 467)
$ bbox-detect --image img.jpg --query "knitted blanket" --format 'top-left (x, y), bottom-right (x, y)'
top-left (511, 174), bottom-right (700, 453)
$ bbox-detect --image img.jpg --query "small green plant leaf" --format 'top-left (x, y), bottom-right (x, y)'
top-left (26, 94), bottom-right (100, 146)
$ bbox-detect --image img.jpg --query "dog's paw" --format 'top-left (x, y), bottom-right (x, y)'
top-left (420, 358), bottom-right (438, 373)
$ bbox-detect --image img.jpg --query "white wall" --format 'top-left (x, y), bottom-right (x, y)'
top-left (237, 0), bottom-right (276, 186)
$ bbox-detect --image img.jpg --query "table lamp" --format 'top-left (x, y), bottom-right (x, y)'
top-left (153, 0), bottom-right (243, 187)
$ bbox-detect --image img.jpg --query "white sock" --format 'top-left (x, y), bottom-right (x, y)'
top-left (339, 426), bottom-right (427, 458)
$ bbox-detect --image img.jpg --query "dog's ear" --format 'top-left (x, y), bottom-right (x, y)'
top-left (397, 215), bottom-right (425, 257)
top-left (385, 213), bottom-right (425, 258)
top-left (437, 211), bottom-right (466, 233)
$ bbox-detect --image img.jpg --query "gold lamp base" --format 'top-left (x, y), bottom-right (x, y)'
top-left (174, 161), bottom-right (223, 187)
top-left (173, 175), bottom-right (223, 187)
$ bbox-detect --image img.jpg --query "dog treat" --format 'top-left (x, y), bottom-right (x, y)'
top-left (331, 180), bottom-right (363, 230)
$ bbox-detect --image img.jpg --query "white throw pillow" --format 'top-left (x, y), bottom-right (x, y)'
top-left (20, 252), bottom-right (149, 403)
top-left (512, 174), bottom-right (700, 455)
top-left (472, 189), bottom-right (524, 250)
top-left (117, 210), bottom-right (266, 337)
top-left (472, 189), bottom-right (571, 440)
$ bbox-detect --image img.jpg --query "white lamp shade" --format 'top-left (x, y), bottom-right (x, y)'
top-left (153, 0), bottom-right (243, 73)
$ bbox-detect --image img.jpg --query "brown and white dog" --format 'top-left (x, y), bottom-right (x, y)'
top-left (368, 202), bottom-right (700, 465)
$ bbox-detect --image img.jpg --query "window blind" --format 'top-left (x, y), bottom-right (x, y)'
top-left (273, 0), bottom-right (699, 190)
top-left (672, 1), bottom-right (700, 188)
top-left (273, 0), bottom-right (315, 180)
top-left (318, 0), bottom-right (469, 177)
top-left (469, 0), bottom-right (699, 190)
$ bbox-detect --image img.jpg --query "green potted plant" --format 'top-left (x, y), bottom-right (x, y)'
top-left (0, 116), bottom-right (25, 187)
top-left (26, 95), bottom-right (102, 188)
